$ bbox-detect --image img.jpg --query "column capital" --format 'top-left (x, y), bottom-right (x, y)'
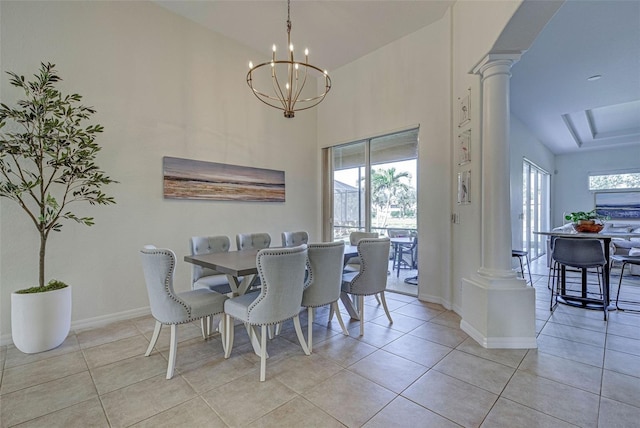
top-left (472, 52), bottom-right (523, 76)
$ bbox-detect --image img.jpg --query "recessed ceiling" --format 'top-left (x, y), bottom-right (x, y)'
top-left (561, 100), bottom-right (640, 149)
top-left (510, 0), bottom-right (640, 154)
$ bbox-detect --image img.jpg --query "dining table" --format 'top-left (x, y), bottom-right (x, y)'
top-left (184, 249), bottom-right (260, 296)
top-left (185, 243), bottom-right (362, 320)
top-left (185, 244), bottom-right (359, 292)
top-left (534, 230), bottom-right (639, 310)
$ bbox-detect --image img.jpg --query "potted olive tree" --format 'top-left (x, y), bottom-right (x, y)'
top-left (0, 62), bottom-right (116, 353)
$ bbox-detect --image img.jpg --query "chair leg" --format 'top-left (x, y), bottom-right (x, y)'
top-left (224, 315), bottom-right (234, 358)
top-left (517, 256), bottom-right (525, 280)
top-left (166, 324), bottom-right (178, 379)
top-left (525, 254), bottom-right (533, 286)
top-left (547, 262), bottom-right (556, 290)
top-left (379, 292), bottom-right (393, 324)
top-left (307, 307), bottom-right (314, 352)
top-left (293, 315), bottom-right (310, 356)
top-left (374, 294), bottom-right (381, 304)
top-left (594, 267), bottom-right (602, 295)
top-left (328, 304), bottom-right (335, 322)
top-left (220, 315), bottom-right (227, 355)
top-left (260, 325), bottom-right (267, 382)
top-left (550, 262), bottom-right (559, 312)
top-left (359, 296), bottom-right (365, 336)
top-left (331, 301), bottom-right (349, 336)
top-left (602, 268), bottom-right (608, 321)
top-left (145, 320), bottom-right (162, 356)
top-left (201, 316), bottom-right (214, 339)
top-left (616, 262), bottom-right (627, 310)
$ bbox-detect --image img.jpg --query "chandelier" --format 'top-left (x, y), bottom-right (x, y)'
top-left (247, 0), bottom-right (331, 118)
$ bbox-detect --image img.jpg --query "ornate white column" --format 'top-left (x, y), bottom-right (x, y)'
top-left (460, 53), bottom-right (537, 349)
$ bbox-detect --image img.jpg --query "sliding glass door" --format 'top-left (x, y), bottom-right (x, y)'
top-left (522, 159), bottom-right (550, 260)
top-left (326, 128), bottom-right (418, 241)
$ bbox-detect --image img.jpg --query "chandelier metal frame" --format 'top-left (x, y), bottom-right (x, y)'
top-left (247, 0), bottom-right (331, 118)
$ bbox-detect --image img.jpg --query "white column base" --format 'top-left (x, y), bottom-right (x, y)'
top-left (460, 274), bottom-right (537, 349)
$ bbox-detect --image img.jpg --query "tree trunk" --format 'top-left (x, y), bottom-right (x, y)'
top-left (39, 232), bottom-right (46, 288)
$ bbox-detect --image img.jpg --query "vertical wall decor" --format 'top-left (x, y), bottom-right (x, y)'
top-left (458, 87), bottom-right (471, 128)
top-left (163, 156), bottom-right (285, 202)
top-left (457, 129), bottom-right (471, 165)
top-left (457, 170), bottom-right (471, 204)
top-left (456, 87), bottom-right (472, 206)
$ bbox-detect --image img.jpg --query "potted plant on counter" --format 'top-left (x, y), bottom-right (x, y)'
top-left (0, 62), bottom-right (117, 353)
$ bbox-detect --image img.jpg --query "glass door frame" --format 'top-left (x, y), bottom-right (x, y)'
top-left (522, 158), bottom-right (550, 261)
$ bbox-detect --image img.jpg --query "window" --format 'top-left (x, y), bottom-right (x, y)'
top-left (589, 171), bottom-right (640, 191)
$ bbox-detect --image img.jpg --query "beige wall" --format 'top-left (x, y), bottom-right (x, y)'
top-left (450, 0), bottom-right (523, 312)
top-left (0, 0), bottom-right (536, 343)
top-left (316, 1), bottom-right (525, 311)
top-left (317, 11), bottom-right (453, 307)
top-left (0, 1), bottom-right (319, 341)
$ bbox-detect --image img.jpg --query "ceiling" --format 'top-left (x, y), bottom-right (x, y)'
top-left (155, 0), bottom-right (640, 155)
top-left (510, 0), bottom-right (640, 154)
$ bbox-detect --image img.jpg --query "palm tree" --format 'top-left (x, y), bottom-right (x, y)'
top-left (369, 167), bottom-right (411, 228)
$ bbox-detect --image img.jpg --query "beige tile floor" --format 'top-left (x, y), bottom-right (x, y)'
top-left (1, 258), bottom-right (639, 427)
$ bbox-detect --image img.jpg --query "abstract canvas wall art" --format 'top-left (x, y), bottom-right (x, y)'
top-left (595, 191), bottom-right (640, 219)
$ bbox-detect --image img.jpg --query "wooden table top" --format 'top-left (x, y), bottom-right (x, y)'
top-left (185, 244), bottom-right (361, 276)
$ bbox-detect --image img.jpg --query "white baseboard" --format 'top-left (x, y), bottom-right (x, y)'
top-left (460, 319), bottom-right (538, 349)
top-left (0, 306), bottom-right (151, 347)
top-left (417, 292), bottom-right (453, 311)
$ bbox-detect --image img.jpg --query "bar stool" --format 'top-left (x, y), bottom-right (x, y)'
top-left (611, 254), bottom-right (640, 312)
top-left (550, 238), bottom-right (608, 320)
top-left (512, 249), bottom-right (533, 285)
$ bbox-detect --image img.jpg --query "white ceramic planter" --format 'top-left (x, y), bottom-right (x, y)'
top-left (11, 285), bottom-right (72, 353)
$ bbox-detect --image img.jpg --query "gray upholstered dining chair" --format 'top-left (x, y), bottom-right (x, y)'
top-left (236, 233), bottom-right (271, 289)
top-left (236, 232), bottom-right (271, 251)
top-left (281, 230), bottom-right (309, 247)
top-left (341, 237), bottom-right (393, 336)
top-left (223, 245), bottom-right (310, 381)
top-left (344, 231), bottom-right (379, 272)
top-left (139, 246), bottom-right (228, 379)
top-left (349, 231), bottom-right (379, 245)
top-left (550, 237), bottom-right (608, 320)
top-left (302, 241), bottom-right (349, 351)
top-left (190, 235), bottom-right (232, 294)
top-left (190, 235), bottom-right (233, 337)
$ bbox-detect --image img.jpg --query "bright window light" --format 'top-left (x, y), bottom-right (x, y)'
top-left (589, 172), bottom-right (640, 191)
